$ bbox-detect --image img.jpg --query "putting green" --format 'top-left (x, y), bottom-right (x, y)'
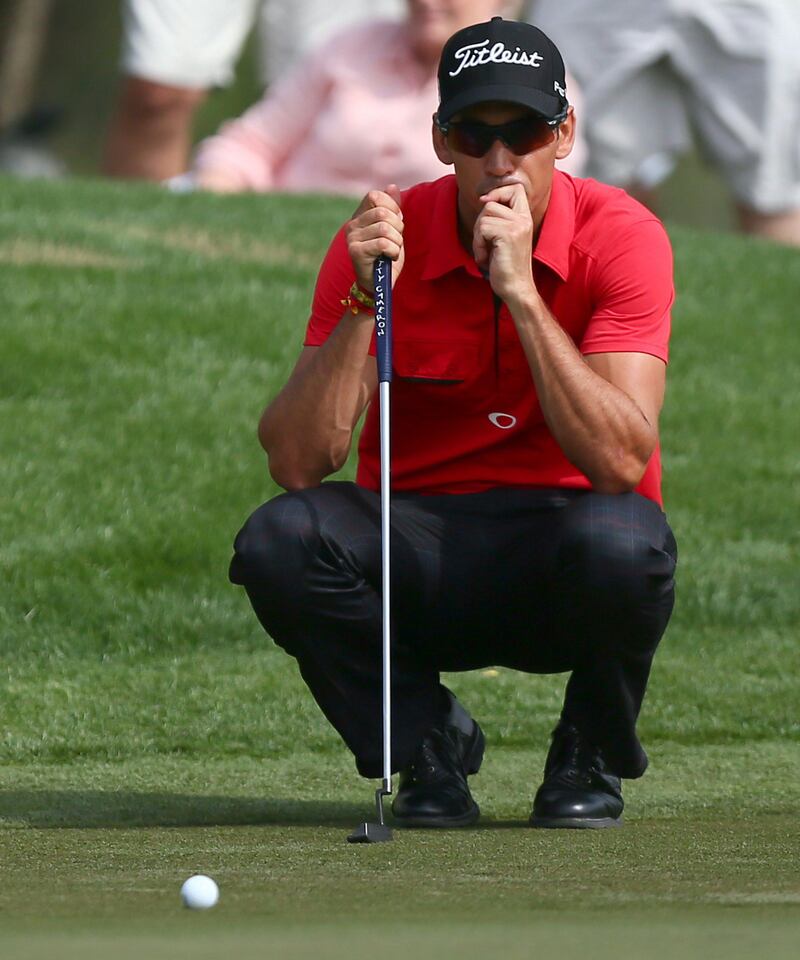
top-left (3, 910), bottom-right (799, 960)
top-left (1, 750), bottom-right (799, 959)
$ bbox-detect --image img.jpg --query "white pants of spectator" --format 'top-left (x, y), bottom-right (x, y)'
top-left (525, 0), bottom-right (800, 214)
top-left (121, 0), bottom-right (405, 89)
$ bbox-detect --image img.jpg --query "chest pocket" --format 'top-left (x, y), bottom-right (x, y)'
top-left (391, 338), bottom-right (489, 417)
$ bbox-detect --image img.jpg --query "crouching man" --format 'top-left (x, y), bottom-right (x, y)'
top-left (230, 16), bottom-right (677, 828)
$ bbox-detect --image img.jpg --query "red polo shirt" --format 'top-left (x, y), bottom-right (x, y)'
top-left (305, 171), bottom-right (673, 505)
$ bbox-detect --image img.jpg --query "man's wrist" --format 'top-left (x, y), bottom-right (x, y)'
top-left (504, 283), bottom-right (542, 317)
top-left (341, 282), bottom-right (375, 315)
top-left (352, 275), bottom-right (376, 297)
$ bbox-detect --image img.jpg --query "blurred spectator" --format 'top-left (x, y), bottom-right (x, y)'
top-left (0, 0), bottom-right (64, 178)
top-left (103, 0), bottom-right (404, 181)
top-left (0, 106), bottom-right (65, 179)
top-left (192, 0), bottom-right (585, 195)
top-left (524, 0), bottom-right (800, 246)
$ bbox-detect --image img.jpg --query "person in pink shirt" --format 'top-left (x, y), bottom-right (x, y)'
top-left (192, 0), bottom-right (585, 194)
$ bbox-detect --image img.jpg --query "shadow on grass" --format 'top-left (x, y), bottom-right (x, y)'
top-left (0, 791), bottom-right (537, 831)
top-left (0, 791), bottom-right (367, 829)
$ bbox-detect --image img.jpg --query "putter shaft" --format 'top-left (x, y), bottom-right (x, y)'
top-left (347, 256), bottom-right (394, 844)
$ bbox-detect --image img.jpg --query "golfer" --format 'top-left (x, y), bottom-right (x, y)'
top-left (230, 16), bottom-right (678, 829)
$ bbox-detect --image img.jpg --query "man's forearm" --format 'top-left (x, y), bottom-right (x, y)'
top-left (261, 184), bottom-right (404, 490)
top-left (508, 290), bottom-right (657, 493)
top-left (259, 309), bottom-right (375, 489)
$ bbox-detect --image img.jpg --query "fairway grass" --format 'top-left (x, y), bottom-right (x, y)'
top-left (1, 176), bottom-right (799, 958)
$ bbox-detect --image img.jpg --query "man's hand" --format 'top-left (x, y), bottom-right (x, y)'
top-left (344, 184), bottom-right (405, 294)
top-left (473, 182), bottom-right (536, 306)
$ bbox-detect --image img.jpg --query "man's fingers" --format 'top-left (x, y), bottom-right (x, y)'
top-left (348, 185), bottom-right (405, 285)
top-left (473, 216), bottom-right (499, 270)
top-left (473, 230), bottom-right (491, 272)
top-left (475, 217), bottom-right (503, 247)
top-left (349, 219), bottom-right (404, 250)
top-left (356, 206), bottom-right (405, 234)
top-left (353, 187), bottom-right (403, 219)
top-left (366, 188), bottom-right (402, 216)
top-left (384, 183), bottom-right (403, 209)
top-left (472, 207), bottom-right (532, 271)
top-left (359, 237), bottom-right (403, 262)
top-left (478, 200), bottom-right (519, 222)
top-left (480, 182), bottom-right (529, 212)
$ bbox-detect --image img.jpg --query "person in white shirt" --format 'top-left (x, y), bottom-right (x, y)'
top-left (526, 0), bottom-right (800, 246)
top-left (103, 0), bottom-right (404, 180)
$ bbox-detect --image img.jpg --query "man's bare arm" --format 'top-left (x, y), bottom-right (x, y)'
top-left (475, 182), bottom-right (664, 492)
top-left (259, 321), bottom-right (378, 490)
top-left (509, 291), bottom-right (664, 492)
top-left (258, 186), bottom-right (404, 490)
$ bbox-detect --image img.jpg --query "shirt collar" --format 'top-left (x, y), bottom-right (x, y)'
top-left (422, 175), bottom-right (484, 281)
top-left (532, 170), bottom-right (574, 282)
top-left (422, 170), bottom-right (575, 283)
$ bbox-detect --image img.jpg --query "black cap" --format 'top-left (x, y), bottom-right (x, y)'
top-left (437, 17), bottom-right (568, 125)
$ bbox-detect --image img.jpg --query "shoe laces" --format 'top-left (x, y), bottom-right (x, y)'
top-left (407, 727), bottom-right (461, 785)
top-left (546, 724), bottom-right (608, 789)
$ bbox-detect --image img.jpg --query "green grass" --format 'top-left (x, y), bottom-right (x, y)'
top-left (1, 175), bottom-right (799, 957)
top-left (1, 750), bottom-right (799, 958)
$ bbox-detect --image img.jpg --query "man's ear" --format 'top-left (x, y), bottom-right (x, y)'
top-left (555, 106), bottom-right (576, 161)
top-left (432, 116), bottom-right (454, 165)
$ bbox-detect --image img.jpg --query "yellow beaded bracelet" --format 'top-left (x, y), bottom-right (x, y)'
top-left (340, 282), bottom-right (375, 314)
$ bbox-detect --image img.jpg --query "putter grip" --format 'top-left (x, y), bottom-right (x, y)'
top-left (373, 257), bottom-right (393, 383)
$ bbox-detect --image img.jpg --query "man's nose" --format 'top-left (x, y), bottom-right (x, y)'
top-left (483, 139), bottom-right (517, 176)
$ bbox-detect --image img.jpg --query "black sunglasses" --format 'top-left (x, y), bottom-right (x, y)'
top-left (437, 112), bottom-right (566, 158)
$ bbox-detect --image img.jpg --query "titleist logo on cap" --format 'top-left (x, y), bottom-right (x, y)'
top-left (449, 39), bottom-right (544, 77)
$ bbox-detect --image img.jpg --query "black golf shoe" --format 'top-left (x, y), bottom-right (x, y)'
top-left (530, 720), bottom-right (623, 829)
top-left (392, 692), bottom-right (485, 828)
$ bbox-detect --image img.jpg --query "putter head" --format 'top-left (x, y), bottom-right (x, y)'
top-left (347, 821), bottom-right (393, 844)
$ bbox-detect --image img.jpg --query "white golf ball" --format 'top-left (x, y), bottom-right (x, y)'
top-left (180, 874), bottom-right (219, 910)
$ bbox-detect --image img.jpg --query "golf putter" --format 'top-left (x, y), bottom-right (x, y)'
top-left (348, 255), bottom-right (394, 844)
